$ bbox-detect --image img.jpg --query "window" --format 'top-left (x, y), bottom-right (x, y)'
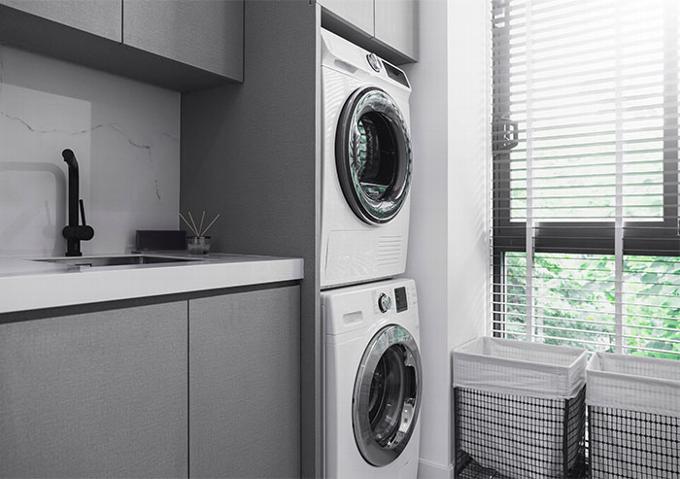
top-left (491, 0), bottom-right (680, 359)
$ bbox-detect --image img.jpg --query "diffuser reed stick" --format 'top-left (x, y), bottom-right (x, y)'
top-left (200, 214), bottom-right (221, 236)
top-left (179, 211), bottom-right (220, 237)
top-left (179, 212), bottom-right (199, 236)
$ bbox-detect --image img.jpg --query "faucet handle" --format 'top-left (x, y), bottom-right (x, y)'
top-left (79, 199), bottom-right (87, 226)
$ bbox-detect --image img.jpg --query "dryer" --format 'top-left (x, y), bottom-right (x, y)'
top-left (322, 278), bottom-right (422, 479)
top-left (321, 29), bottom-right (413, 289)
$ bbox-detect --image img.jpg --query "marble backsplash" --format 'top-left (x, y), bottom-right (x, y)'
top-left (0, 45), bottom-right (180, 257)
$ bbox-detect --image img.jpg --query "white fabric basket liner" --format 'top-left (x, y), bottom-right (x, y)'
top-left (586, 352), bottom-right (680, 418)
top-left (453, 337), bottom-right (588, 399)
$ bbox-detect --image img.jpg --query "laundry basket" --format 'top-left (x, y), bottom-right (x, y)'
top-left (586, 352), bottom-right (680, 479)
top-left (453, 337), bottom-right (588, 479)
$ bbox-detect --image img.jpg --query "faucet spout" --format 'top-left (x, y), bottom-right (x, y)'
top-left (62, 149), bottom-right (94, 256)
top-left (63, 149), bottom-right (80, 229)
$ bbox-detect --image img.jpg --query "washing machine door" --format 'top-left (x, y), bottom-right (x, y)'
top-left (353, 324), bottom-right (422, 467)
top-left (335, 87), bottom-right (412, 225)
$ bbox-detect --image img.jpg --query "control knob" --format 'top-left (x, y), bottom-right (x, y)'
top-left (378, 293), bottom-right (392, 313)
top-left (367, 53), bottom-right (382, 72)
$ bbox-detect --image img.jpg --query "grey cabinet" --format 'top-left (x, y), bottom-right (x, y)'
top-left (0, 302), bottom-right (188, 478)
top-left (189, 286), bottom-right (300, 478)
top-left (319, 0), bottom-right (417, 62)
top-left (374, 0), bottom-right (417, 61)
top-left (0, 0), bottom-right (122, 40)
top-left (0, 284), bottom-right (302, 478)
top-left (319, 0), bottom-right (374, 37)
top-left (123, 0), bottom-right (244, 81)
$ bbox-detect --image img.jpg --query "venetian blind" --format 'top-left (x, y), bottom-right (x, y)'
top-left (491, 0), bottom-right (680, 359)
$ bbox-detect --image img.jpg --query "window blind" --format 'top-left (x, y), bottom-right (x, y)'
top-left (491, 0), bottom-right (680, 359)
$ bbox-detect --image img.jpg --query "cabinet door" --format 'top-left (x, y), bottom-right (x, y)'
top-left (0, 0), bottom-right (122, 41)
top-left (190, 286), bottom-right (300, 478)
top-left (123, 0), bottom-right (243, 81)
top-left (0, 302), bottom-right (188, 478)
top-left (319, 0), bottom-right (374, 37)
top-left (375, 0), bottom-right (417, 60)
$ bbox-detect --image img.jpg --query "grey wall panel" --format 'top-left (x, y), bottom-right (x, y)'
top-left (180, 1), bottom-right (321, 476)
top-left (123, 0), bottom-right (243, 81)
top-left (0, 0), bottom-right (122, 40)
top-left (0, 302), bottom-right (188, 478)
top-left (189, 286), bottom-right (300, 478)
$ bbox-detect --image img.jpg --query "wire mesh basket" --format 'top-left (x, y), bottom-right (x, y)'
top-left (587, 353), bottom-right (680, 478)
top-left (454, 386), bottom-right (587, 478)
top-left (455, 451), bottom-right (589, 479)
top-left (453, 338), bottom-right (589, 479)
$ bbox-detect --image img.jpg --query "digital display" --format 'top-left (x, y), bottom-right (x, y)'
top-left (394, 287), bottom-right (408, 313)
top-left (383, 62), bottom-right (410, 88)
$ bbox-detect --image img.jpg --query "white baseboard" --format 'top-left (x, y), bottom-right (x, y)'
top-left (418, 458), bottom-right (453, 479)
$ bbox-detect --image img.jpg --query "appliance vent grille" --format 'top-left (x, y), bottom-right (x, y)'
top-left (376, 236), bottom-right (402, 268)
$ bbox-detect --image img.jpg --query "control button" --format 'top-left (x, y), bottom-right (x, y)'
top-left (367, 53), bottom-right (382, 72)
top-left (378, 293), bottom-right (392, 313)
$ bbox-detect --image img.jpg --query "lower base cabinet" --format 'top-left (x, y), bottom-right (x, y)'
top-left (189, 286), bottom-right (300, 478)
top-left (0, 302), bottom-right (188, 478)
top-left (0, 284), bottom-right (300, 479)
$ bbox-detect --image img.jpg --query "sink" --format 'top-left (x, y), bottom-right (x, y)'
top-left (34, 255), bottom-right (201, 268)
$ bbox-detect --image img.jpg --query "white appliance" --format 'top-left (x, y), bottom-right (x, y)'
top-left (321, 29), bottom-right (413, 289)
top-left (323, 278), bottom-right (422, 479)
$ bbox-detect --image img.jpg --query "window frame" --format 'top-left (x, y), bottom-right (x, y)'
top-left (491, 0), bottom-right (680, 337)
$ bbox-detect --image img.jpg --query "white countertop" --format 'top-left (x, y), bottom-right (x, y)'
top-left (0, 253), bottom-right (304, 314)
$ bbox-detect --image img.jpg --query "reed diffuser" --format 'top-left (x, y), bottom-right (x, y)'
top-left (179, 210), bottom-right (220, 254)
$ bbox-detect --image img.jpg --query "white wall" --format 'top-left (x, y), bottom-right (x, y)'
top-left (0, 46), bottom-right (180, 257)
top-left (404, 0), bottom-right (490, 477)
top-left (403, 0), bottom-right (451, 476)
top-left (447, 0), bottom-right (490, 348)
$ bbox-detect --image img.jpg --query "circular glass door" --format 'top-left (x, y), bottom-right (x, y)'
top-left (335, 87), bottom-right (413, 225)
top-left (352, 324), bottom-right (422, 467)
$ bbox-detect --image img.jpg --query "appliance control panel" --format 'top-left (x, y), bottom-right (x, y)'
top-left (373, 286), bottom-right (410, 314)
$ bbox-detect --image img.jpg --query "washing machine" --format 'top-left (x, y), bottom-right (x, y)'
top-left (321, 29), bottom-right (413, 289)
top-left (323, 278), bottom-right (422, 479)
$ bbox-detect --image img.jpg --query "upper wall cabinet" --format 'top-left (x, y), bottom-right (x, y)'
top-left (318, 0), bottom-right (374, 38)
top-left (0, 0), bottom-right (122, 41)
top-left (319, 0), bottom-right (417, 63)
top-left (0, 0), bottom-right (243, 90)
top-left (123, 0), bottom-right (243, 82)
top-left (374, 0), bottom-right (417, 61)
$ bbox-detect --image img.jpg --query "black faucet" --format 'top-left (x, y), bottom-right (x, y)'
top-left (62, 149), bottom-right (94, 256)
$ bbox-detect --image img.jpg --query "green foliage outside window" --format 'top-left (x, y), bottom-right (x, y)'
top-left (503, 253), bottom-right (680, 360)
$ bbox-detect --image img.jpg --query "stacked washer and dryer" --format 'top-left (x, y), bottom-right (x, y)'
top-left (320, 29), bottom-right (422, 479)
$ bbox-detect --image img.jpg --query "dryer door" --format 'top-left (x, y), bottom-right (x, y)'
top-left (353, 324), bottom-right (422, 467)
top-left (336, 87), bottom-right (412, 225)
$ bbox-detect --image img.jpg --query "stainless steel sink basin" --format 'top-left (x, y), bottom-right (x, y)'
top-left (34, 255), bottom-right (200, 268)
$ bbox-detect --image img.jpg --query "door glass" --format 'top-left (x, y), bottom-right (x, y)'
top-left (368, 344), bottom-right (416, 446)
top-left (336, 88), bottom-right (412, 224)
top-left (356, 112), bottom-right (399, 202)
top-left (353, 324), bottom-right (421, 467)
